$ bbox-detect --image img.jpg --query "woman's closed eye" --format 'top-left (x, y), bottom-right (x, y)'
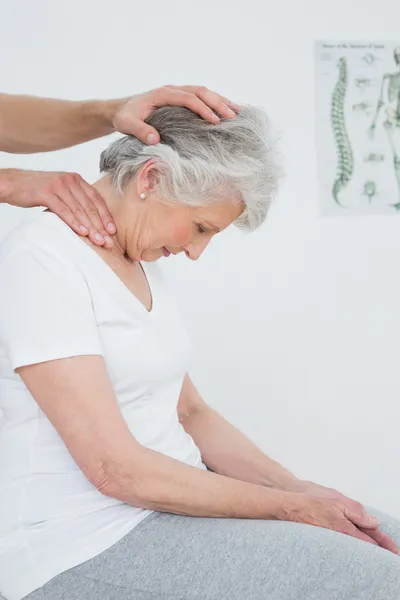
top-left (197, 224), bottom-right (207, 234)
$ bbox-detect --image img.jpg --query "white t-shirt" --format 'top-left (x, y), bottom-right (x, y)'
top-left (0, 212), bottom-right (206, 600)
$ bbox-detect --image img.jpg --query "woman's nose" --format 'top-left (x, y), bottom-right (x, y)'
top-left (184, 238), bottom-right (211, 261)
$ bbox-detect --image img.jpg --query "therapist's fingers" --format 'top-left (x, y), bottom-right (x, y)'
top-left (78, 180), bottom-right (117, 243)
top-left (78, 179), bottom-right (117, 236)
top-left (43, 195), bottom-right (85, 236)
top-left (59, 182), bottom-right (114, 248)
top-left (156, 86), bottom-right (236, 124)
top-left (112, 86), bottom-right (240, 144)
top-left (164, 85), bottom-right (240, 118)
top-left (44, 173), bottom-right (115, 247)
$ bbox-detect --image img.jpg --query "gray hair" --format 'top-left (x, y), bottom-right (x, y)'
top-left (99, 104), bottom-right (283, 231)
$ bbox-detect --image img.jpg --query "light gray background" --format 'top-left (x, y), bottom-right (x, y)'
top-left (1, 0), bottom-right (399, 517)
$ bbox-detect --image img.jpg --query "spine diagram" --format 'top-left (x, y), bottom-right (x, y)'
top-left (331, 57), bottom-right (354, 204)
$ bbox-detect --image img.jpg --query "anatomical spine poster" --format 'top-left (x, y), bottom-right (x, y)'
top-left (315, 40), bottom-right (400, 216)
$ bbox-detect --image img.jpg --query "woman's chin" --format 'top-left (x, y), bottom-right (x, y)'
top-left (140, 250), bottom-right (164, 263)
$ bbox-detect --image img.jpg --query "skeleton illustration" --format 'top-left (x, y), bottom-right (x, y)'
top-left (355, 77), bottom-right (375, 91)
top-left (362, 180), bottom-right (377, 202)
top-left (331, 57), bottom-right (354, 204)
top-left (362, 52), bottom-right (378, 66)
top-left (364, 152), bottom-right (385, 162)
top-left (352, 102), bottom-right (372, 116)
top-left (369, 46), bottom-right (400, 209)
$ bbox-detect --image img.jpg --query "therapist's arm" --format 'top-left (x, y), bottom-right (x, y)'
top-left (0, 87), bottom-right (238, 241)
top-left (0, 87), bottom-right (239, 153)
top-left (17, 355), bottom-right (290, 521)
top-left (0, 93), bottom-right (120, 153)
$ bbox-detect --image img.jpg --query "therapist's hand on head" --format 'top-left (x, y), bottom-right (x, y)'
top-left (0, 85), bottom-right (239, 247)
top-left (112, 85), bottom-right (240, 144)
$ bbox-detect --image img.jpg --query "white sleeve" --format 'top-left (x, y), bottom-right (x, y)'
top-left (0, 243), bottom-right (102, 370)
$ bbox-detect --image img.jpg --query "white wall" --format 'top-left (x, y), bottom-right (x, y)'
top-left (1, 0), bottom-right (400, 517)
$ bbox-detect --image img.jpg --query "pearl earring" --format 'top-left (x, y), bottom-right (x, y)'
top-left (140, 193), bottom-right (146, 200)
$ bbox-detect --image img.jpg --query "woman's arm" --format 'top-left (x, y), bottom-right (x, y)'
top-left (17, 355), bottom-right (290, 521)
top-left (176, 376), bottom-right (400, 553)
top-left (17, 357), bottom-right (394, 549)
top-left (177, 374), bottom-right (304, 492)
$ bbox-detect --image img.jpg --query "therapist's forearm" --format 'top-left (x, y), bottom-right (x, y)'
top-left (0, 169), bottom-right (13, 202)
top-left (0, 93), bottom-right (124, 153)
top-left (181, 406), bottom-right (304, 492)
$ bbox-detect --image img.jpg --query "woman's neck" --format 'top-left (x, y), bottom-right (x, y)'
top-left (92, 176), bottom-right (134, 261)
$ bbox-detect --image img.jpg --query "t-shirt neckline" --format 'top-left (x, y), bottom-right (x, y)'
top-left (42, 212), bottom-right (158, 318)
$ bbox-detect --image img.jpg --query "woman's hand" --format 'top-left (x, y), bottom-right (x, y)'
top-left (298, 480), bottom-right (367, 508)
top-left (298, 480), bottom-right (399, 554)
top-left (0, 169), bottom-right (116, 248)
top-left (111, 85), bottom-right (240, 144)
top-left (284, 489), bottom-right (399, 554)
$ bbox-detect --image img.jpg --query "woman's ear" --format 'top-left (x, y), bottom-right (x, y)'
top-left (137, 159), bottom-right (160, 195)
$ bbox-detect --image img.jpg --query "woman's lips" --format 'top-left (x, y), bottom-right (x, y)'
top-left (163, 247), bottom-right (171, 257)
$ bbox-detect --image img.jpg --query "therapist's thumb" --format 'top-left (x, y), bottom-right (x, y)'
top-left (126, 120), bottom-right (160, 145)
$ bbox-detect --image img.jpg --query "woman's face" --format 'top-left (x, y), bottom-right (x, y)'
top-left (124, 193), bottom-right (244, 263)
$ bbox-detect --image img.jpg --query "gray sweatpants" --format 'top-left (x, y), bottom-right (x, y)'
top-left (23, 505), bottom-right (400, 600)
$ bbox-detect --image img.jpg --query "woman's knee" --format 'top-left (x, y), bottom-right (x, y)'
top-left (288, 521), bottom-right (400, 599)
top-left (162, 516), bottom-right (400, 599)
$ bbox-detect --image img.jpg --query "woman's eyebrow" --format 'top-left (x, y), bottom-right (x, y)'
top-left (204, 221), bottom-right (221, 232)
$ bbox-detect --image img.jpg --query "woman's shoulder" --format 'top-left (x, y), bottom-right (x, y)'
top-left (0, 211), bottom-right (82, 265)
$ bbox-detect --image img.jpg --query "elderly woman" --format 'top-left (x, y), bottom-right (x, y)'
top-left (0, 105), bottom-right (400, 600)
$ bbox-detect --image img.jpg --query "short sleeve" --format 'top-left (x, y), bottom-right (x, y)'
top-left (0, 243), bottom-right (102, 370)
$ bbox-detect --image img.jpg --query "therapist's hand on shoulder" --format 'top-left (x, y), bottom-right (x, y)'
top-left (2, 169), bottom-right (117, 248)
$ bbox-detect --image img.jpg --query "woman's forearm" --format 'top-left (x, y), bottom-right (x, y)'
top-left (102, 444), bottom-right (293, 520)
top-left (0, 93), bottom-right (123, 153)
top-left (180, 406), bottom-right (304, 492)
